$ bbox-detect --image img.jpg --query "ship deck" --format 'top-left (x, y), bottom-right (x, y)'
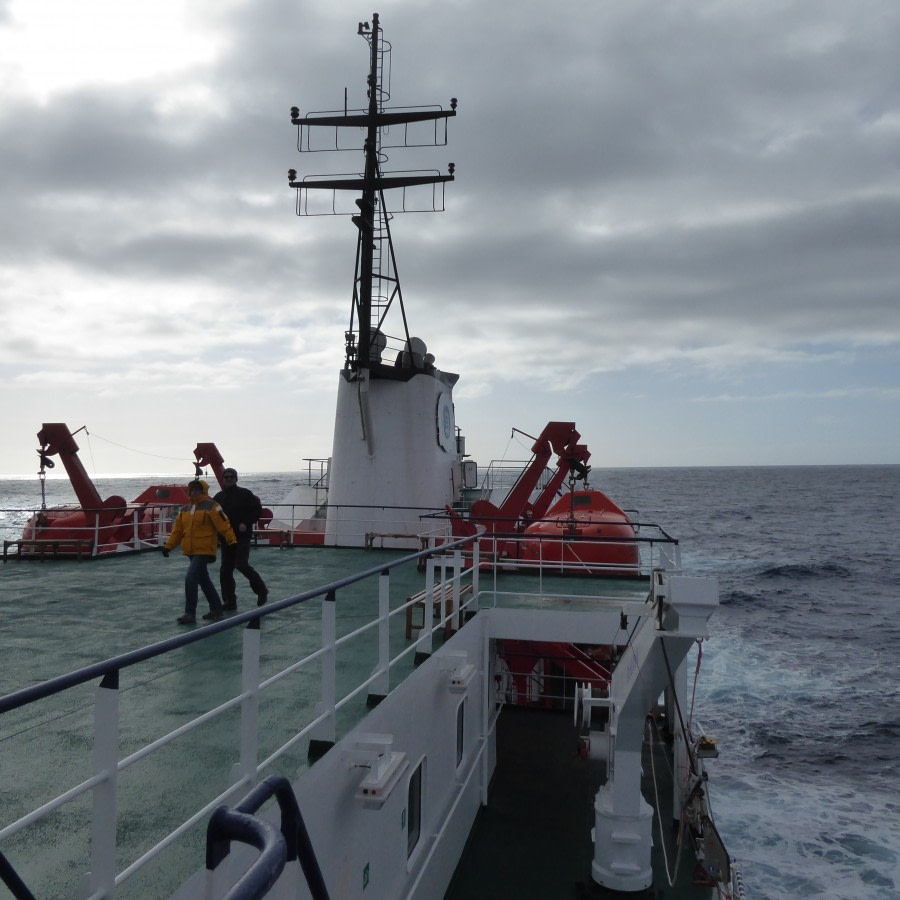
top-left (0, 544), bottom-right (706, 898)
top-left (447, 706), bottom-right (713, 900)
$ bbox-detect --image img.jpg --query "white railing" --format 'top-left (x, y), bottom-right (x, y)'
top-left (0, 537), bottom-right (478, 898)
top-left (474, 459), bottom-right (554, 500)
top-left (1, 504), bottom-right (178, 558)
top-left (424, 526), bottom-right (681, 587)
top-left (1, 503), bottom-right (458, 557)
top-left (3, 500), bottom-right (681, 568)
top-left (0, 526), bottom-right (674, 896)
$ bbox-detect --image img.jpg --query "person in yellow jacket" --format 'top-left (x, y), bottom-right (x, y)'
top-left (163, 479), bottom-right (237, 624)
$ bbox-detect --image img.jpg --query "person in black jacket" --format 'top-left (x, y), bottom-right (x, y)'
top-left (213, 468), bottom-right (268, 610)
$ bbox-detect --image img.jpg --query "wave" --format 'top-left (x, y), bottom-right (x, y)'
top-left (757, 562), bottom-right (854, 580)
top-left (747, 714), bottom-right (900, 780)
top-left (720, 589), bottom-right (759, 607)
top-left (838, 720), bottom-right (900, 762)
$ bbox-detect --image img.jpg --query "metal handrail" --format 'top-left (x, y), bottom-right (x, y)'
top-left (0, 529), bottom-right (672, 896)
top-left (207, 775), bottom-right (330, 900)
top-left (0, 535), bottom-right (475, 715)
top-left (206, 810), bottom-right (286, 900)
top-left (0, 536), bottom-right (477, 898)
top-left (0, 848), bottom-right (36, 900)
top-left (1, 501), bottom-right (459, 556)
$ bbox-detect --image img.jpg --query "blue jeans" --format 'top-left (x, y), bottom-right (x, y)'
top-left (184, 555), bottom-right (223, 616)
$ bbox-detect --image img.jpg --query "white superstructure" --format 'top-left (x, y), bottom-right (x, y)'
top-left (325, 365), bottom-right (462, 548)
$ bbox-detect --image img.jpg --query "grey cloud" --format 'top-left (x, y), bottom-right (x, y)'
top-left (2, 0), bottom-right (899, 469)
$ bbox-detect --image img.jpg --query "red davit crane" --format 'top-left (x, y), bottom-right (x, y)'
top-left (11, 424), bottom-right (229, 559)
top-left (449, 421), bottom-right (640, 576)
top-left (467, 422), bottom-right (591, 534)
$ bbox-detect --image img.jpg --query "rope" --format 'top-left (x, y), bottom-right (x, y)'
top-left (647, 716), bottom-right (688, 887)
top-left (660, 639), bottom-right (698, 775)
top-left (499, 430), bottom-right (518, 466)
top-left (658, 641), bottom-right (736, 898)
top-left (85, 430), bottom-right (194, 464)
top-left (84, 429), bottom-right (98, 475)
top-left (688, 638), bottom-right (704, 729)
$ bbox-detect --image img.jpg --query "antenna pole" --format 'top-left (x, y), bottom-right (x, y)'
top-left (356, 12), bottom-right (381, 371)
top-left (289, 14), bottom-right (456, 377)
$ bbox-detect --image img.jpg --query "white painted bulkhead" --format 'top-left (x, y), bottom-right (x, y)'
top-left (293, 623), bottom-right (489, 900)
top-left (325, 368), bottom-right (461, 548)
top-left (281, 601), bottom-right (674, 900)
top-left (177, 620), bottom-right (492, 900)
top-left (171, 577), bottom-right (717, 899)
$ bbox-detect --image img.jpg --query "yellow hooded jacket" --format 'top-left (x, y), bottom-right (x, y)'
top-left (165, 480), bottom-right (237, 557)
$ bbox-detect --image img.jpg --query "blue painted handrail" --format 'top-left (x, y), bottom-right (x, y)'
top-left (206, 808), bottom-right (285, 900)
top-left (207, 775), bottom-right (330, 900)
top-left (0, 535), bottom-right (476, 716)
top-left (0, 849), bottom-right (36, 900)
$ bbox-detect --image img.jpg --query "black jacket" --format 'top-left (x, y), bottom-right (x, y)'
top-left (214, 484), bottom-right (263, 536)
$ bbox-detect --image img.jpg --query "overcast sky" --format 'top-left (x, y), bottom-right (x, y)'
top-left (1, 0), bottom-right (899, 479)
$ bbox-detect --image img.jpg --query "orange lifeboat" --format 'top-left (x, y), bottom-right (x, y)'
top-left (519, 489), bottom-right (640, 576)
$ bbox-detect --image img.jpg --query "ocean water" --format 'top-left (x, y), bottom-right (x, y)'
top-left (602, 465), bottom-right (900, 900)
top-left (1, 465), bottom-right (898, 899)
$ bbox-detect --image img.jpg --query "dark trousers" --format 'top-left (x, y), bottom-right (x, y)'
top-left (185, 555), bottom-right (223, 616)
top-left (220, 537), bottom-right (266, 606)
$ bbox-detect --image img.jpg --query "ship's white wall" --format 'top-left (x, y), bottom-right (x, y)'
top-left (291, 622), bottom-right (488, 900)
top-left (171, 601), bottom-right (687, 899)
top-left (174, 621), bottom-right (490, 900)
top-left (325, 372), bottom-right (458, 548)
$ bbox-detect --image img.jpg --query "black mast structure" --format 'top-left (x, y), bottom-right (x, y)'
top-left (289, 13), bottom-right (457, 378)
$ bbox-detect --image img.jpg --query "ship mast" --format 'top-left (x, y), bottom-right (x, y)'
top-left (356, 15), bottom-right (381, 372)
top-left (289, 13), bottom-right (457, 378)
top-left (287, 14), bottom-right (462, 549)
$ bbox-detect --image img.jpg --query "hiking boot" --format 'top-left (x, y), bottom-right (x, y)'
top-left (222, 603), bottom-right (238, 612)
top-left (202, 610), bottom-right (223, 621)
top-left (257, 592), bottom-right (268, 607)
top-left (177, 615), bottom-right (196, 625)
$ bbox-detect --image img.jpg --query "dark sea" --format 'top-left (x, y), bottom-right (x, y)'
top-left (1, 465), bottom-right (898, 899)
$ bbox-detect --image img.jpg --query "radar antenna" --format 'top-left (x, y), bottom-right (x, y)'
top-left (288, 13), bottom-right (457, 376)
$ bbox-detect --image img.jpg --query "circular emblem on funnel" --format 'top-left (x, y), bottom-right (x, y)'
top-left (436, 392), bottom-right (455, 452)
